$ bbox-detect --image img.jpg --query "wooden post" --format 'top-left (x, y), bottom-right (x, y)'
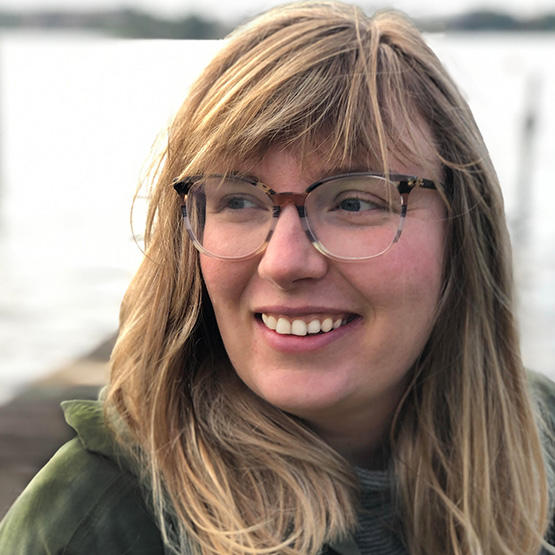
top-left (512, 73), bottom-right (541, 254)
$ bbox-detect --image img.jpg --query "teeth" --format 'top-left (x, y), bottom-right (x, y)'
top-left (275, 317), bottom-right (291, 334)
top-left (261, 314), bottom-right (348, 336)
top-left (261, 313), bottom-right (277, 330)
top-left (291, 320), bottom-right (308, 336)
top-left (307, 319), bottom-right (321, 334)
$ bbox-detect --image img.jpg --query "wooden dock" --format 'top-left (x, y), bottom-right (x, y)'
top-left (0, 334), bottom-right (115, 518)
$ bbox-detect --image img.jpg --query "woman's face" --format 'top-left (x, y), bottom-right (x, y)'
top-left (200, 145), bottom-right (446, 454)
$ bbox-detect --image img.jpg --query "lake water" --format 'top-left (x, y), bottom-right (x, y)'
top-left (0, 31), bottom-right (553, 403)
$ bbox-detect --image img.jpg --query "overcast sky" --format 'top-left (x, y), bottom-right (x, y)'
top-left (1, 0), bottom-right (554, 21)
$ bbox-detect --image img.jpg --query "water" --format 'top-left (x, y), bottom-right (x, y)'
top-left (428, 33), bottom-right (555, 379)
top-left (0, 34), bottom-right (223, 402)
top-left (0, 32), bottom-right (553, 403)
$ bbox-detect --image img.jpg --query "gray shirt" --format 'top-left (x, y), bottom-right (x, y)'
top-left (353, 467), bottom-right (407, 555)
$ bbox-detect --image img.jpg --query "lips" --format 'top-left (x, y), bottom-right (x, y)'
top-left (259, 313), bottom-right (355, 336)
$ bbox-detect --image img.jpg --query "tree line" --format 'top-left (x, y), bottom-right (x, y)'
top-left (0, 8), bottom-right (554, 38)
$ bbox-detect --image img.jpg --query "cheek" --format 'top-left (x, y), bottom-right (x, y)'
top-left (200, 256), bottom-right (225, 297)
top-left (348, 220), bottom-right (446, 322)
top-left (200, 256), bottom-right (255, 322)
top-left (364, 248), bottom-right (442, 298)
top-left (397, 215), bottom-right (446, 290)
top-left (396, 241), bottom-right (444, 294)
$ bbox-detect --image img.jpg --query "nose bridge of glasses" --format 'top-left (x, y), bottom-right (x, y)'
top-left (268, 192), bottom-right (315, 245)
top-left (271, 192), bottom-right (308, 223)
top-left (271, 192), bottom-right (308, 211)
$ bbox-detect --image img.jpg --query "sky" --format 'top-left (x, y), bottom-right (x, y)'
top-left (1, 0), bottom-right (554, 21)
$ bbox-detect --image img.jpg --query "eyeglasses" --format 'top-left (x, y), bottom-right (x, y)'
top-left (173, 172), bottom-right (438, 261)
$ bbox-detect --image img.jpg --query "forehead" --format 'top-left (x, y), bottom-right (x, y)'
top-left (225, 111), bottom-right (441, 185)
top-left (236, 145), bottom-right (440, 190)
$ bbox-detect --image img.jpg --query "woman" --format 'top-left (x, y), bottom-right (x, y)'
top-left (1, 2), bottom-right (553, 554)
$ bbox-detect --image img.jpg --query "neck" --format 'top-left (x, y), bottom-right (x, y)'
top-left (307, 411), bottom-right (393, 469)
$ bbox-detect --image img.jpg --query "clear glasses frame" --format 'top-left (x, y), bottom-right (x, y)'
top-left (173, 172), bottom-right (438, 261)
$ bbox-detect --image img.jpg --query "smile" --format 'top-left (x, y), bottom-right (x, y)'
top-left (259, 313), bottom-right (354, 336)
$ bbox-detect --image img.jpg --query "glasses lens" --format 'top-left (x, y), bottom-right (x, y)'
top-left (186, 176), bottom-right (273, 258)
top-left (305, 174), bottom-right (402, 259)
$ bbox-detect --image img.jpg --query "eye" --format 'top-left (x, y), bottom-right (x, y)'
top-left (222, 195), bottom-right (260, 210)
top-left (208, 192), bottom-right (267, 213)
top-left (207, 192), bottom-right (270, 223)
top-left (335, 196), bottom-right (380, 212)
top-left (332, 191), bottom-right (384, 213)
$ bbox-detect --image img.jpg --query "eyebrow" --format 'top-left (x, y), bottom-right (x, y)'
top-left (317, 165), bottom-right (370, 179)
top-left (231, 165), bottom-right (372, 185)
top-left (231, 171), bottom-right (259, 182)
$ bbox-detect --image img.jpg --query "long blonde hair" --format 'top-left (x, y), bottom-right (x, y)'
top-left (106, 2), bottom-right (553, 553)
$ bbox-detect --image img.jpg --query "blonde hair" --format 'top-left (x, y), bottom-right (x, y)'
top-left (106, 2), bottom-right (553, 553)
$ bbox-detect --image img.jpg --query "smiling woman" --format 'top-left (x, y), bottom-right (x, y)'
top-left (198, 147), bottom-right (447, 467)
top-left (1, 2), bottom-right (554, 555)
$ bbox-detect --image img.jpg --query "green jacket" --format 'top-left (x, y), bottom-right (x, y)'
top-left (0, 400), bottom-right (361, 555)
top-left (0, 400), bottom-right (165, 554)
top-left (1, 372), bottom-right (554, 554)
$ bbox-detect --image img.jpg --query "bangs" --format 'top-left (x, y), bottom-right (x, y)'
top-left (169, 4), bottom-right (443, 182)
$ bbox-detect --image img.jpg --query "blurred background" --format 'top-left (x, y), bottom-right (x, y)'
top-left (0, 0), bottom-right (554, 513)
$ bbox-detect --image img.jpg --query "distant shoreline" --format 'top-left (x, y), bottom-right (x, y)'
top-left (0, 7), bottom-right (554, 38)
top-left (0, 333), bottom-right (116, 408)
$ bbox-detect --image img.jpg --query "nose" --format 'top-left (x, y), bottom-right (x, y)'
top-left (257, 205), bottom-right (328, 290)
